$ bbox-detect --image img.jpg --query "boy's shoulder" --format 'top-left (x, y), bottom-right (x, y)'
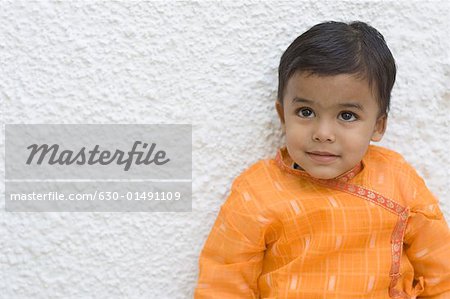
top-left (365, 145), bottom-right (440, 208)
top-left (366, 144), bottom-right (405, 160)
top-left (364, 144), bottom-right (411, 169)
top-left (231, 156), bottom-right (281, 190)
top-left (220, 157), bottom-right (281, 213)
top-left (364, 145), bottom-right (425, 182)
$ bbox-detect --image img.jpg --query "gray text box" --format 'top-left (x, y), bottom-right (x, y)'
top-left (6, 124), bottom-right (192, 180)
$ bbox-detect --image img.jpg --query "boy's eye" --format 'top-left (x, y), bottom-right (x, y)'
top-left (339, 112), bottom-right (357, 121)
top-left (297, 108), bottom-right (315, 118)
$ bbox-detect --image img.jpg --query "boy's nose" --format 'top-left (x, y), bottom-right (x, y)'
top-left (312, 122), bottom-right (336, 143)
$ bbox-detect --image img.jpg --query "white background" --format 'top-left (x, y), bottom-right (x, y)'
top-left (1, 1), bottom-right (449, 298)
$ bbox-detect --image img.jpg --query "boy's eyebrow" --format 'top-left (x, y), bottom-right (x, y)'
top-left (292, 97), bottom-right (313, 104)
top-left (338, 103), bottom-right (365, 111)
top-left (292, 97), bottom-right (365, 111)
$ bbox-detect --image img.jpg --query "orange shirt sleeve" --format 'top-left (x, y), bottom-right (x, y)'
top-left (194, 178), bottom-right (267, 299)
top-left (403, 168), bottom-right (450, 298)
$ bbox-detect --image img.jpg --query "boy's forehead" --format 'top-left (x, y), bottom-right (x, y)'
top-left (285, 72), bottom-right (378, 107)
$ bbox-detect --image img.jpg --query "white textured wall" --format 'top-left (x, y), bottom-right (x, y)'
top-left (1, 1), bottom-right (449, 298)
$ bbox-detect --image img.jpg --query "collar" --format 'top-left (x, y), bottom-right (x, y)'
top-left (275, 146), bottom-right (363, 183)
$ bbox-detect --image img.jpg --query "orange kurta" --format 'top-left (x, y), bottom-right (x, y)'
top-left (195, 145), bottom-right (450, 298)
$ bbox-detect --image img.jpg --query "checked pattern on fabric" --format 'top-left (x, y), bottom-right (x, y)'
top-left (195, 146), bottom-right (450, 299)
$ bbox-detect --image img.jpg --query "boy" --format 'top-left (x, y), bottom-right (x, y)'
top-left (195, 21), bottom-right (450, 298)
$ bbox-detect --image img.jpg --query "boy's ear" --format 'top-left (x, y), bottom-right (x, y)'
top-left (371, 114), bottom-right (387, 142)
top-left (275, 101), bottom-right (286, 131)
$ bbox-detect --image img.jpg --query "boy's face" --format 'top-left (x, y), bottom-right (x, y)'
top-left (276, 72), bottom-right (387, 180)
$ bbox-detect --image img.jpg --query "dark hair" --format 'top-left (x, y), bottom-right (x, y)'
top-left (277, 21), bottom-right (396, 116)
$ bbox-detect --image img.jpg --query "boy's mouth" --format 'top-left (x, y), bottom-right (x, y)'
top-left (306, 151), bottom-right (340, 163)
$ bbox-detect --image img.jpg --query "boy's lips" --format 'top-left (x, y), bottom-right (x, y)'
top-left (306, 151), bottom-right (340, 163)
